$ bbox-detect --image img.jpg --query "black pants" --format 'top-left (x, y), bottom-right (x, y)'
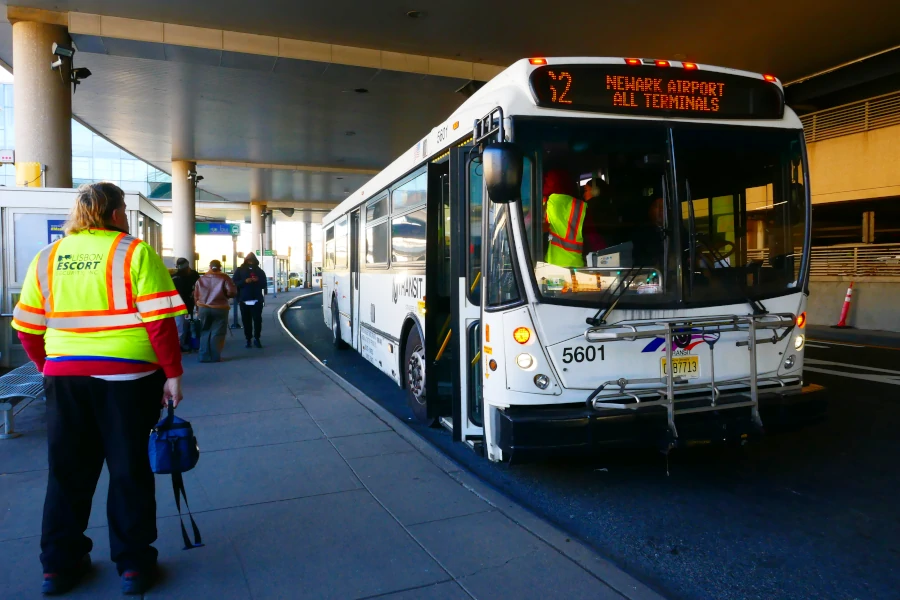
top-left (40, 371), bottom-right (165, 575)
top-left (240, 302), bottom-right (263, 341)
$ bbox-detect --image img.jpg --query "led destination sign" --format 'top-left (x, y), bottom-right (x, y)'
top-left (530, 64), bottom-right (784, 120)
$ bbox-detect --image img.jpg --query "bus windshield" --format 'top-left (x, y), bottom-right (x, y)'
top-left (513, 118), bottom-right (808, 308)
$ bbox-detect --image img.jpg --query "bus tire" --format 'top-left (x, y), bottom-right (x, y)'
top-left (331, 298), bottom-right (346, 350)
top-left (404, 326), bottom-right (429, 423)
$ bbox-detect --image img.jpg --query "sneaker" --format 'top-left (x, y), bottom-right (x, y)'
top-left (121, 569), bottom-right (155, 596)
top-left (253, 339), bottom-right (262, 349)
top-left (42, 554), bottom-right (91, 595)
top-left (245, 340), bottom-right (252, 348)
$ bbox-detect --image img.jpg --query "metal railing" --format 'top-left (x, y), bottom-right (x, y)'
top-left (807, 243), bottom-right (900, 277)
top-left (800, 91), bottom-right (900, 143)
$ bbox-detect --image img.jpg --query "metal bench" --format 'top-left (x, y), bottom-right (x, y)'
top-left (0, 362), bottom-right (45, 440)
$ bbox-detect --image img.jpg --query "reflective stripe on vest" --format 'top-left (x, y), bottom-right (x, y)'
top-left (35, 233), bottom-right (144, 332)
top-left (12, 303), bottom-right (46, 331)
top-left (135, 290), bottom-right (182, 316)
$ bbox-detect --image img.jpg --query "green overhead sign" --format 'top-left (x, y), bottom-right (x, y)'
top-left (195, 222), bottom-right (240, 236)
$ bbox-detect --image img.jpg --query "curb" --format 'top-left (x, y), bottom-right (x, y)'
top-left (807, 325), bottom-right (900, 349)
top-left (277, 292), bottom-right (667, 600)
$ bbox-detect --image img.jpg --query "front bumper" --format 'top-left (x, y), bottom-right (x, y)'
top-left (496, 384), bottom-right (826, 459)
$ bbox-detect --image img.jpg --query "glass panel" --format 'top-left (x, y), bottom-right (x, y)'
top-left (366, 196), bottom-right (388, 222)
top-left (72, 156), bottom-right (92, 180)
top-left (486, 203), bottom-right (520, 306)
top-left (514, 119), bottom-right (670, 306)
top-left (520, 156), bottom-right (534, 255)
top-left (675, 128), bottom-right (807, 303)
top-left (14, 213), bottom-right (66, 282)
top-left (467, 156), bottom-right (483, 304)
top-left (468, 322), bottom-right (483, 427)
top-left (335, 217), bottom-right (348, 269)
top-left (392, 172), bottom-right (427, 212)
top-left (391, 209), bottom-right (426, 264)
top-left (365, 222), bottom-right (389, 264)
top-left (325, 241), bottom-right (335, 269)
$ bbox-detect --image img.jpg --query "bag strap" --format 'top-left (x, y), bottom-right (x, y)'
top-left (171, 471), bottom-right (204, 550)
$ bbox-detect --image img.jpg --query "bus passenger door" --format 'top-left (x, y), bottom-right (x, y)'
top-left (350, 208), bottom-right (361, 349)
top-left (448, 146), bottom-right (485, 445)
top-left (425, 159), bottom-right (453, 421)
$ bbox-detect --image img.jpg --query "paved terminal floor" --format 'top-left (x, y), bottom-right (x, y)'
top-left (0, 291), bottom-right (659, 600)
top-left (284, 293), bottom-right (900, 600)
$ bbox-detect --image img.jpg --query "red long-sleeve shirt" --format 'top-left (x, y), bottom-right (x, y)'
top-left (19, 317), bottom-right (183, 379)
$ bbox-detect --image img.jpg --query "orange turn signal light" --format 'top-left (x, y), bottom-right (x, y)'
top-left (513, 327), bottom-right (531, 344)
top-left (796, 312), bottom-right (806, 328)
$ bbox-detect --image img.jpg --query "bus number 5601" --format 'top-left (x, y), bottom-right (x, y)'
top-left (562, 345), bottom-right (604, 364)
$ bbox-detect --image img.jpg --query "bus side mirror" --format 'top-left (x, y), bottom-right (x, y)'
top-left (483, 142), bottom-right (523, 204)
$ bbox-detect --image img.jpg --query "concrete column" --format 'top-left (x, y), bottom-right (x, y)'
top-left (305, 221), bottom-right (313, 288)
top-left (250, 202), bottom-right (265, 255)
top-left (265, 211), bottom-right (274, 254)
top-left (171, 160), bottom-right (196, 266)
top-left (12, 21), bottom-right (72, 187)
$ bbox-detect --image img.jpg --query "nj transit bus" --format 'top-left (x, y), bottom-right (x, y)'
top-left (321, 57), bottom-right (814, 462)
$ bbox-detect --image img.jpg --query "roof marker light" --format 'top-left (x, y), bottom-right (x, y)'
top-left (529, 58), bottom-right (547, 65)
top-left (763, 74), bottom-right (777, 82)
top-left (655, 60), bottom-right (670, 67)
top-left (452, 121), bottom-right (459, 130)
top-left (625, 58), bottom-right (641, 66)
top-left (682, 62), bottom-right (698, 70)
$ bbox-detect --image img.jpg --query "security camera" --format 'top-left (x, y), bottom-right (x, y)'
top-left (52, 42), bottom-right (75, 59)
top-left (196, 175), bottom-right (204, 183)
top-left (280, 208), bottom-right (295, 217)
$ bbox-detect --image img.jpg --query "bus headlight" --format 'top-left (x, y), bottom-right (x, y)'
top-left (516, 353), bottom-right (534, 369)
top-left (794, 334), bottom-right (805, 351)
top-left (533, 374), bottom-right (550, 389)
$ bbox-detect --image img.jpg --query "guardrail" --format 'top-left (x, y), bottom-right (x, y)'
top-left (799, 90), bottom-right (900, 143)
top-left (746, 244), bottom-right (900, 278)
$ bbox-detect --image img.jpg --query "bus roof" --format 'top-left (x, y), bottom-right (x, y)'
top-left (324, 57), bottom-right (802, 225)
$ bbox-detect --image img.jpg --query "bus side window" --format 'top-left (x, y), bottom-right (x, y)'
top-left (520, 155), bottom-right (534, 256)
top-left (468, 156), bottom-right (483, 304)
top-left (325, 226), bottom-right (335, 269)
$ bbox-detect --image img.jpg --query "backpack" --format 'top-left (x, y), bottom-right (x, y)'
top-left (149, 402), bottom-right (203, 549)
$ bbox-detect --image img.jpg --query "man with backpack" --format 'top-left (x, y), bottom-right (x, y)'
top-left (171, 258), bottom-right (200, 351)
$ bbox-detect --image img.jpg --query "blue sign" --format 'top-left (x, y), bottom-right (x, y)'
top-left (196, 222), bottom-right (240, 236)
top-left (48, 220), bottom-right (65, 243)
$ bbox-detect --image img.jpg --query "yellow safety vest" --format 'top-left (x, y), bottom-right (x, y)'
top-left (12, 229), bottom-right (187, 365)
top-left (545, 193), bottom-right (586, 268)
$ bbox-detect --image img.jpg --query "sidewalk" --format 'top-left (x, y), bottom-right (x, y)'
top-left (1, 290), bottom-right (664, 600)
top-left (808, 324), bottom-right (900, 348)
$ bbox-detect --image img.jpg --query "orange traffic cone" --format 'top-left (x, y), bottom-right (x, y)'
top-left (833, 282), bottom-right (854, 328)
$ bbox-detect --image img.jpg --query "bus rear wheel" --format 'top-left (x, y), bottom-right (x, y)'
top-left (404, 327), bottom-right (429, 423)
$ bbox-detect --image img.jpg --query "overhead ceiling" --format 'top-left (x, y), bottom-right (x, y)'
top-left (0, 1), bottom-right (898, 217)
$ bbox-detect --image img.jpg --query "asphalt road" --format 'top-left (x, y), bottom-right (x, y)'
top-left (283, 294), bottom-right (900, 600)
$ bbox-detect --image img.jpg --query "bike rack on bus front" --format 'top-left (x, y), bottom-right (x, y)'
top-left (582, 313), bottom-right (797, 444)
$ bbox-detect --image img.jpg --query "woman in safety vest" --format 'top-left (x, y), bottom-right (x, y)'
top-left (12, 183), bottom-right (186, 596)
top-left (542, 169), bottom-right (587, 267)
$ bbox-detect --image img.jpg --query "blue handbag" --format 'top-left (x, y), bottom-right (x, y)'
top-left (149, 402), bottom-right (203, 549)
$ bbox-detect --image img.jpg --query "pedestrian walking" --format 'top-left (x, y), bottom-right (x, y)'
top-left (12, 182), bottom-right (187, 596)
top-left (172, 257), bottom-right (200, 351)
top-left (194, 260), bottom-right (237, 362)
top-left (232, 252), bottom-right (267, 348)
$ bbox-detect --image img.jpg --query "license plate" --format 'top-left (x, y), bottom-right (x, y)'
top-left (661, 356), bottom-right (700, 379)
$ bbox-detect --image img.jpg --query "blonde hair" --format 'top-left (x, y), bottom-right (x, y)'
top-left (64, 182), bottom-right (126, 235)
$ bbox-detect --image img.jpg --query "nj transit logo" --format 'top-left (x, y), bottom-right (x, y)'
top-left (641, 333), bottom-right (705, 353)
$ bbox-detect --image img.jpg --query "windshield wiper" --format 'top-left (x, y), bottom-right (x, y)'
top-left (586, 263), bottom-right (646, 327)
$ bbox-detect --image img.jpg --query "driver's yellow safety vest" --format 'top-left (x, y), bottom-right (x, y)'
top-left (545, 193), bottom-right (586, 268)
top-left (12, 229), bottom-right (187, 364)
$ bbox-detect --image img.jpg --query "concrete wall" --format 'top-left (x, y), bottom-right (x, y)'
top-left (807, 123), bottom-right (900, 205)
top-left (808, 278), bottom-right (900, 331)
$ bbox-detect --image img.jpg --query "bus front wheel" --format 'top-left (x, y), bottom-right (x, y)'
top-left (331, 299), bottom-right (347, 350)
top-left (404, 327), bottom-right (429, 423)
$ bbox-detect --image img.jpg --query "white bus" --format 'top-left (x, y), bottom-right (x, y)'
top-left (321, 57), bottom-right (815, 462)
